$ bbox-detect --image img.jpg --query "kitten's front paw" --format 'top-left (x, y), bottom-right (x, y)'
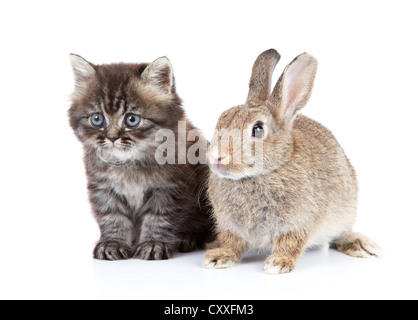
top-left (93, 240), bottom-right (132, 261)
top-left (263, 255), bottom-right (295, 274)
top-left (178, 237), bottom-right (197, 253)
top-left (204, 248), bottom-right (239, 269)
top-left (133, 242), bottom-right (175, 260)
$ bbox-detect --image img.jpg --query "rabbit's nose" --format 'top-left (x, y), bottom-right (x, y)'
top-left (217, 156), bottom-right (231, 165)
top-left (216, 156), bottom-right (231, 170)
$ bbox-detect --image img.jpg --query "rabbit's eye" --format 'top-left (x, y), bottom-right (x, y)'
top-left (252, 123), bottom-right (264, 139)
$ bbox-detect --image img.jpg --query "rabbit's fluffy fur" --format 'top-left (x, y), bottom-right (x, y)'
top-left (204, 49), bottom-right (380, 274)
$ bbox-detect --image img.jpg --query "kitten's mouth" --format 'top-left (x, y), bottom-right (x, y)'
top-left (102, 144), bottom-right (122, 149)
top-left (100, 141), bottom-right (131, 150)
top-left (95, 144), bottom-right (136, 165)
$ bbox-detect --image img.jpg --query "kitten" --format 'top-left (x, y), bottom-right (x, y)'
top-left (68, 54), bottom-right (214, 260)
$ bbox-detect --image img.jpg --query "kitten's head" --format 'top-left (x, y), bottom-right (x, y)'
top-left (69, 54), bottom-right (184, 164)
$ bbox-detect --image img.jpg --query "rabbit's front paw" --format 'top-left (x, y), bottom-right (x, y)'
top-left (204, 248), bottom-right (239, 269)
top-left (263, 255), bottom-right (295, 274)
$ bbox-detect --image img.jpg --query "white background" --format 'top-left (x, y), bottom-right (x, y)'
top-left (1, 0), bottom-right (417, 300)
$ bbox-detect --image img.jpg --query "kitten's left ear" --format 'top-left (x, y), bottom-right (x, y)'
top-left (70, 54), bottom-right (96, 87)
top-left (141, 57), bottom-right (175, 93)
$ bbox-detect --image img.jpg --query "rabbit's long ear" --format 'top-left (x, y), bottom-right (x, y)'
top-left (268, 53), bottom-right (318, 125)
top-left (246, 49), bottom-right (281, 104)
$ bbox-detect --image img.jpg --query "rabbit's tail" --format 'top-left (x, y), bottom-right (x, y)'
top-left (330, 231), bottom-right (382, 258)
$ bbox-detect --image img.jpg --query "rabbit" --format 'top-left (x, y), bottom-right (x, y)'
top-left (203, 49), bottom-right (381, 274)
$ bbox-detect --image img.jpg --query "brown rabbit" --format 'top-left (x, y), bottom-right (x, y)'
top-left (204, 49), bottom-right (380, 274)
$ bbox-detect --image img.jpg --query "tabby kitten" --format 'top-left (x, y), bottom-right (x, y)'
top-left (69, 54), bottom-right (213, 260)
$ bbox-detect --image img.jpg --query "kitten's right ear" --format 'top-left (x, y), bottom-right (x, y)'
top-left (70, 54), bottom-right (96, 86)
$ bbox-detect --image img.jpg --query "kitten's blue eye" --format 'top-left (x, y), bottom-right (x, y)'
top-left (90, 113), bottom-right (105, 128)
top-left (125, 114), bottom-right (141, 128)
